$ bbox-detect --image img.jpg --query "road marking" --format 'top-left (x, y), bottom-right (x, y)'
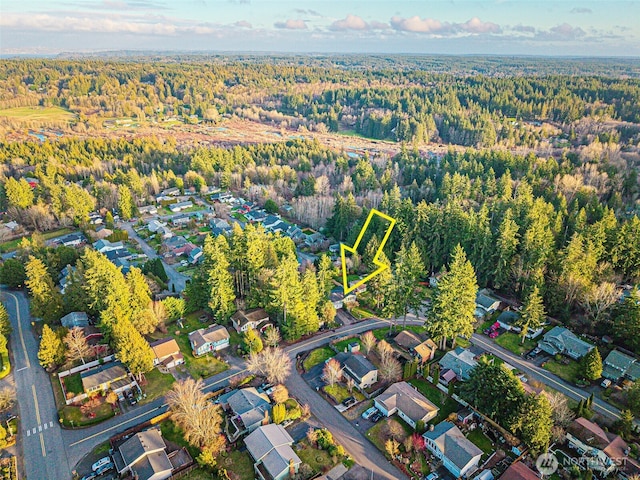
top-left (15, 367), bottom-right (28, 372)
top-left (32, 428), bottom-right (36, 435)
top-left (39, 433), bottom-right (46, 457)
top-left (3, 292), bottom-right (31, 369)
top-left (38, 425), bottom-right (42, 432)
top-left (32, 385), bottom-right (41, 425)
top-left (49, 421), bottom-right (53, 428)
top-left (26, 429), bottom-right (30, 437)
top-left (43, 423), bottom-right (47, 430)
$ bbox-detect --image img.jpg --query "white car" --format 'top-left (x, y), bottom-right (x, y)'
top-left (362, 406), bottom-right (378, 419)
top-left (91, 457), bottom-right (111, 472)
top-left (601, 379), bottom-right (612, 388)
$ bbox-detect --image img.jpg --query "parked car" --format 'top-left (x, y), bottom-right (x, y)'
top-left (526, 347), bottom-right (542, 359)
top-left (91, 457), bottom-right (112, 472)
top-left (425, 473), bottom-right (439, 480)
top-left (80, 474), bottom-right (97, 480)
top-left (601, 379), bottom-right (612, 388)
top-left (95, 462), bottom-right (114, 475)
top-left (362, 407), bottom-right (378, 419)
top-left (343, 396), bottom-right (357, 407)
top-left (370, 412), bottom-right (383, 423)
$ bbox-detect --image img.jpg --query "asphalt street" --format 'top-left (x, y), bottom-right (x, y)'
top-left (2, 289), bottom-right (72, 480)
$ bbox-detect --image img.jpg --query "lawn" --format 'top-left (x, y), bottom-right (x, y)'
top-left (333, 337), bottom-right (362, 353)
top-left (466, 429), bottom-right (494, 454)
top-left (366, 417), bottom-right (412, 454)
top-left (296, 442), bottom-right (338, 475)
top-left (160, 419), bottom-right (200, 459)
top-left (59, 399), bottom-right (114, 427)
top-left (0, 106), bottom-right (75, 122)
top-left (139, 369), bottom-right (175, 404)
top-left (350, 306), bottom-right (377, 320)
top-left (495, 332), bottom-right (536, 356)
top-left (543, 358), bottom-right (582, 384)
top-left (456, 337), bottom-right (471, 348)
top-left (323, 384), bottom-right (364, 404)
top-left (217, 450), bottom-right (254, 480)
top-left (303, 347), bottom-right (335, 371)
top-left (408, 378), bottom-right (460, 423)
top-left (0, 227), bottom-right (74, 253)
top-left (63, 373), bottom-right (84, 395)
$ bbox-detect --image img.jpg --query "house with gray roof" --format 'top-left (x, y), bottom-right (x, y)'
top-left (438, 347), bottom-right (478, 383)
top-left (602, 350), bottom-right (640, 382)
top-left (374, 381), bottom-right (439, 429)
top-left (93, 239), bottom-right (124, 253)
top-left (423, 421), bottom-right (483, 478)
top-left (169, 201), bottom-right (193, 213)
top-left (244, 424), bottom-right (301, 480)
top-left (475, 291), bottom-right (501, 317)
top-left (221, 387), bottom-right (272, 440)
top-left (113, 427), bottom-right (173, 480)
top-left (334, 352), bottom-right (378, 390)
top-left (60, 311), bottom-right (89, 329)
top-left (496, 310), bottom-right (544, 339)
top-left (538, 326), bottom-right (593, 360)
top-left (188, 325), bottom-right (230, 356)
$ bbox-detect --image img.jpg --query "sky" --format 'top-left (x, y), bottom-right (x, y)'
top-left (0, 0), bottom-right (638, 56)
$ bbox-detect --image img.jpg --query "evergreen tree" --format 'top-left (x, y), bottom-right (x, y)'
top-left (112, 319), bottom-right (154, 381)
top-left (300, 268), bottom-right (320, 335)
top-left (517, 285), bottom-right (545, 344)
top-left (426, 244), bottom-right (478, 348)
top-left (368, 250), bottom-right (393, 311)
top-left (270, 254), bottom-right (305, 340)
top-left (494, 209), bottom-right (519, 289)
top-left (0, 303), bottom-right (11, 337)
top-left (25, 256), bottom-right (63, 323)
top-left (204, 236), bottom-right (236, 321)
top-left (514, 393), bottom-right (553, 451)
top-left (4, 177), bottom-right (34, 209)
top-left (0, 259), bottom-right (27, 288)
top-left (117, 184), bottom-right (135, 220)
top-left (38, 324), bottom-right (65, 369)
top-left (316, 254), bottom-right (335, 300)
top-left (581, 348), bottom-right (603, 381)
top-left (612, 289), bottom-right (640, 353)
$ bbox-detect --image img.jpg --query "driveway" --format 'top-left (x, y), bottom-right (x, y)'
top-left (302, 362), bottom-right (325, 391)
top-left (1, 289), bottom-right (72, 480)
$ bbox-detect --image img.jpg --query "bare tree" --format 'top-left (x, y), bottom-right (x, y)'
top-left (362, 331), bottom-right (376, 355)
top-left (580, 282), bottom-right (619, 324)
top-left (322, 358), bottom-right (343, 387)
top-left (388, 420), bottom-right (404, 441)
top-left (345, 376), bottom-right (356, 394)
top-left (548, 392), bottom-right (575, 427)
top-left (0, 387), bottom-right (15, 413)
top-left (64, 327), bottom-right (93, 365)
top-left (264, 326), bottom-right (281, 348)
top-left (152, 300), bottom-right (167, 328)
top-left (166, 378), bottom-right (224, 449)
top-left (246, 347), bottom-right (292, 385)
top-left (377, 339), bottom-right (394, 359)
top-left (379, 354), bottom-right (402, 383)
top-left (271, 384), bottom-right (289, 404)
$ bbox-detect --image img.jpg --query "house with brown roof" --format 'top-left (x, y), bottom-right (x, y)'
top-left (80, 361), bottom-right (136, 395)
top-left (500, 462), bottom-right (540, 480)
top-left (188, 325), bottom-right (230, 356)
top-left (231, 308), bottom-right (272, 334)
top-left (374, 381), bottom-right (439, 429)
top-left (149, 338), bottom-right (184, 370)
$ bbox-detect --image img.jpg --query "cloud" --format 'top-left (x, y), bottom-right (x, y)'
top-left (541, 22), bottom-right (587, 40)
top-left (512, 24), bottom-right (536, 34)
top-left (273, 19), bottom-right (307, 30)
top-left (460, 17), bottom-right (501, 34)
top-left (390, 16), bottom-right (446, 33)
top-left (570, 7), bottom-right (592, 14)
top-left (232, 20), bottom-right (252, 28)
top-left (294, 9), bottom-right (321, 17)
top-left (329, 14), bottom-right (388, 31)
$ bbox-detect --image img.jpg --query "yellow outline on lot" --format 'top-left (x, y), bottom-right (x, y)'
top-left (340, 208), bottom-right (396, 295)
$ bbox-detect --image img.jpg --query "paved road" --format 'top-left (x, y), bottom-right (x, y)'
top-left (470, 334), bottom-right (623, 421)
top-left (120, 222), bottom-right (189, 292)
top-left (2, 289), bottom-right (72, 480)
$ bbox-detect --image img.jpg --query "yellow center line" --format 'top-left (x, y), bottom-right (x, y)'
top-left (32, 385), bottom-right (41, 425)
top-left (4, 292), bottom-right (30, 369)
top-left (39, 433), bottom-right (46, 457)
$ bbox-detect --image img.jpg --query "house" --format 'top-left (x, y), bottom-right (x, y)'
top-left (93, 239), bottom-right (124, 253)
top-left (169, 201), bottom-right (192, 213)
top-left (88, 213), bottom-right (103, 225)
top-left (394, 331), bottom-right (423, 350)
top-left (566, 417), bottom-right (632, 476)
top-left (188, 247), bottom-right (203, 264)
top-left (394, 331), bottom-right (437, 363)
top-left (171, 213), bottom-right (196, 226)
top-left (149, 338), bottom-right (184, 370)
top-left (244, 424), bottom-right (302, 480)
top-left (538, 326), bottom-right (594, 360)
top-left (231, 308), bottom-right (271, 334)
top-left (105, 248), bottom-right (132, 263)
top-left (439, 347), bottom-right (478, 383)
top-left (112, 428), bottom-right (173, 480)
top-left (429, 272), bottom-right (443, 288)
top-left (334, 352), bottom-right (378, 390)
top-left (138, 205), bottom-right (158, 215)
top-left (374, 381), bottom-right (439, 429)
top-left (4, 221), bottom-right (18, 231)
top-left (475, 290), bottom-right (501, 317)
top-left (211, 192), bottom-right (233, 202)
top-left (209, 218), bottom-right (232, 235)
top-left (245, 210), bottom-right (267, 223)
top-left (457, 408), bottom-right (475, 424)
top-left (163, 235), bottom-right (188, 251)
top-left (423, 421), bottom-right (483, 478)
top-left (148, 219), bottom-right (167, 233)
top-left (188, 325), bottom-right (230, 356)
top-left (160, 187), bottom-right (180, 197)
top-left (58, 232), bottom-right (86, 247)
top-left (220, 387), bottom-right (272, 439)
top-left (414, 339), bottom-right (438, 363)
top-left (60, 311), bottom-right (89, 329)
top-left (602, 350), bottom-right (640, 382)
top-left (80, 361), bottom-right (135, 395)
top-left (330, 288), bottom-right (356, 310)
top-left (501, 462), bottom-right (540, 480)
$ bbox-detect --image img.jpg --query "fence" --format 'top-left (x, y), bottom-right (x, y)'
top-left (58, 355), bottom-right (117, 405)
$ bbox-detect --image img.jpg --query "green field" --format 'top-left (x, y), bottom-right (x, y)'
top-left (0, 106), bottom-right (75, 122)
top-left (495, 332), bottom-right (536, 355)
top-left (303, 347), bottom-right (335, 371)
top-left (543, 358), bottom-right (582, 384)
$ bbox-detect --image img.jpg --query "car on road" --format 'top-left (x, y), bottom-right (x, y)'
top-left (92, 457), bottom-right (112, 472)
top-left (362, 406), bottom-right (378, 419)
top-left (95, 462), bottom-right (114, 475)
top-left (425, 473), bottom-right (439, 480)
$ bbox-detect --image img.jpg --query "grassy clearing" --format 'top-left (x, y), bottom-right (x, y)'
top-left (495, 332), bottom-right (536, 355)
top-left (303, 347), bottom-right (334, 371)
top-left (0, 349), bottom-right (10, 380)
top-left (543, 358), bottom-right (582, 384)
top-left (63, 373), bottom-right (83, 395)
top-left (0, 227), bottom-right (74, 253)
top-left (217, 449), bottom-right (254, 480)
top-left (0, 106), bottom-right (75, 122)
top-left (296, 442), bottom-right (337, 475)
top-left (466, 429), bottom-right (494, 454)
top-left (456, 337), bottom-right (471, 348)
top-left (139, 369), bottom-right (175, 404)
top-left (350, 306), bottom-right (377, 319)
top-left (323, 384), bottom-right (364, 404)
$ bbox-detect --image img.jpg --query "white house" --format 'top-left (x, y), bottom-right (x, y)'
top-left (374, 381), bottom-right (439, 429)
top-left (423, 422), bottom-right (483, 478)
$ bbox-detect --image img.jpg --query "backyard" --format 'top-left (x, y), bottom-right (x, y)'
top-left (216, 450), bottom-right (254, 480)
top-left (366, 417), bottom-right (412, 453)
top-left (408, 378), bottom-right (460, 424)
top-left (495, 332), bottom-right (536, 356)
top-left (323, 384), bottom-right (365, 404)
top-left (303, 347), bottom-right (334, 371)
top-left (333, 337), bottom-right (362, 353)
top-left (296, 441), bottom-right (341, 476)
top-left (62, 373), bottom-right (84, 396)
top-left (466, 429), bottom-right (494, 455)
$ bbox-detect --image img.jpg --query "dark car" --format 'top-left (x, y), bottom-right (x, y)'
top-left (370, 412), bottom-right (383, 423)
top-left (343, 396), bottom-right (357, 407)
